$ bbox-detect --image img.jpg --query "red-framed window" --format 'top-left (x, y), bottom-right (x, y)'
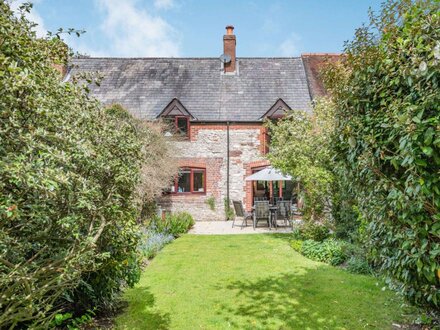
top-left (171, 167), bottom-right (206, 194)
top-left (175, 116), bottom-right (190, 138)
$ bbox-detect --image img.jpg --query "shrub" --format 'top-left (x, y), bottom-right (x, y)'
top-left (299, 222), bottom-right (331, 242)
top-left (138, 229), bottom-right (174, 259)
top-left (0, 3), bottom-right (175, 328)
top-left (150, 211), bottom-right (195, 237)
top-left (224, 198), bottom-right (234, 220)
top-left (345, 256), bottom-right (372, 275)
top-left (301, 239), bottom-right (348, 266)
top-left (205, 196), bottom-right (216, 211)
top-left (323, 0), bottom-right (440, 310)
top-left (289, 239), bottom-right (303, 253)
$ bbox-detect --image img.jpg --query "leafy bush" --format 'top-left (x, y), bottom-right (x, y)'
top-left (296, 222), bottom-right (331, 242)
top-left (224, 198), bottom-right (234, 220)
top-left (323, 0), bottom-right (439, 310)
top-left (301, 239), bottom-right (348, 266)
top-left (138, 229), bottom-right (174, 259)
top-left (331, 178), bottom-right (361, 241)
top-left (0, 3), bottom-right (175, 328)
top-left (150, 211), bottom-right (195, 237)
top-left (345, 256), bottom-right (372, 275)
top-left (290, 239), bottom-right (303, 253)
top-left (205, 196), bottom-right (216, 211)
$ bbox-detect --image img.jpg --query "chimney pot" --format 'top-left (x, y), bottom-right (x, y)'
top-left (226, 25), bottom-right (234, 35)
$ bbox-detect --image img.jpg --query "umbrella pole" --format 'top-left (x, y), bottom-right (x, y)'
top-left (269, 181), bottom-right (273, 203)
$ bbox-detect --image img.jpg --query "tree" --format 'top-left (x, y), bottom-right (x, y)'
top-left (0, 3), bottom-right (175, 328)
top-left (267, 98), bottom-right (335, 221)
top-left (323, 0), bottom-right (439, 312)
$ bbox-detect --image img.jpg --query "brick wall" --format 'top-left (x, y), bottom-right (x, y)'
top-left (158, 123), bottom-right (268, 221)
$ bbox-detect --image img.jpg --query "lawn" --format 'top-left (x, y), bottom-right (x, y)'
top-left (115, 234), bottom-right (410, 330)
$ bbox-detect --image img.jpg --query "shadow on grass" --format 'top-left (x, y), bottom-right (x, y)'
top-left (116, 287), bottom-right (170, 330)
top-left (215, 268), bottom-right (377, 330)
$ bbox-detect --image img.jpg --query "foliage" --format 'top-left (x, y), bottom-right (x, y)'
top-left (322, 0), bottom-right (440, 310)
top-left (0, 3), bottom-right (174, 328)
top-left (297, 222), bottom-right (331, 242)
top-left (205, 196), bottom-right (216, 211)
top-left (301, 239), bottom-right (348, 266)
top-left (331, 176), bottom-right (362, 241)
top-left (138, 228), bottom-right (174, 259)
top-left (267, 98), bottom-right (336, 221)
top-left (289, 239), bottom-right (303, 252)
top-left (346, 256), bottom-right (373, 275)
top-left (116, 235), bottom-right (416, 329)
top-left (50, 309), bottom-right (95, 330)
top-left (149, 212), bottom-right (195, 237)
top-left (224, 198), bottom-right (234, 220)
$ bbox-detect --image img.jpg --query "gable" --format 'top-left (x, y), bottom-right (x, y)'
top-left (157, 98), bottom-right (196, 120)
top-left (260, 99), bottom-right (291, 119)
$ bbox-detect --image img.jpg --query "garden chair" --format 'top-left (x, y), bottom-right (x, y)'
top-left (232, 200), bottom-right (253, 228)
top-left (253, 201), bottom-right (271, 230)
top-left (275, 200), bottom-right (292, 228)
top-left (274, 197), bottom-right (283, 205)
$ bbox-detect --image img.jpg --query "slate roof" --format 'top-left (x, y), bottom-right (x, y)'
top-left (301, 53), bottom-right (342, 99)
top-left (69, 57), bottom-right (312, 122)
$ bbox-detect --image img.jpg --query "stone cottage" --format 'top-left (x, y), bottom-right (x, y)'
top-left (69, 26), bottom-right (336, 220)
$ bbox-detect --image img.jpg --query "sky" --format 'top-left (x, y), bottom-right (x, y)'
top-left (11, 0), bottom-right (383, 58)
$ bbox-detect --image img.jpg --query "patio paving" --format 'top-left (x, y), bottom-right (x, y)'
top-left (189, 220), bottom-right (294, 235)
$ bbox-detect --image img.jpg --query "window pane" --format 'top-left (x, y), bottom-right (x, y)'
top-left (176, 117), bottom-right (188, 136)
top-left (177, 170), bottom-right (191, 192)
top-left (193, 170), bottom-right (205, 192)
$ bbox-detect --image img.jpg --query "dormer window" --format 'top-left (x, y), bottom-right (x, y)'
top-left (157, 99), bottom-right (196, 139)
top-left (260, 98), bottom-right (291, 120)
top-left (175, 116), bottom-right (190, 137)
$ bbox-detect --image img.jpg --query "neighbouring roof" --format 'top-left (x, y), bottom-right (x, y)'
top-left (69, 57), bottom-right (312, 122)
top-left (301, 53), bottom-right (342, 99)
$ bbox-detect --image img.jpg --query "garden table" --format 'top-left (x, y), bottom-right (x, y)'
top-left (269, 206), bottom-right (278, 229)
top-left (251, 205), bottom-right (278, 229)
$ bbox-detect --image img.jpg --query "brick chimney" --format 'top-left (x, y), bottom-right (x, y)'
top-left (223, 25), bottom-right (236, 73)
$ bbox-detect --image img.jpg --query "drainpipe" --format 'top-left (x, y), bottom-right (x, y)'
top-left (226, 121), bottom-right (230, 220)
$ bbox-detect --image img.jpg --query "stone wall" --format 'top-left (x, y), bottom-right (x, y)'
top-left (158, 123), bottom-right (268, 221)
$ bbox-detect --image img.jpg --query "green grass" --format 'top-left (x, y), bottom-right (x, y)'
top-left (115, 234), bottom-right (411, 330)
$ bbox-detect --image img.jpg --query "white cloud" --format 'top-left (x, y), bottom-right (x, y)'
top-left (279, 33), bottom-right (301, 56)
top-left (9, 0), bottom-right (48, 38)
top-left (95, 0), bottom-right (180, 57)
top-left (154, 0), bottom-right (175, 10)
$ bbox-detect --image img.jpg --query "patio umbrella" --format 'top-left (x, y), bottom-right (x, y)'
top-left (245, 167), bottom-right (292, 181)
top-left (245, 167), bottom-right (292, 202)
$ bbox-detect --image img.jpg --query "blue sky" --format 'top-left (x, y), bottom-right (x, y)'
top-left (15, 0), bottom-right (382, 57)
